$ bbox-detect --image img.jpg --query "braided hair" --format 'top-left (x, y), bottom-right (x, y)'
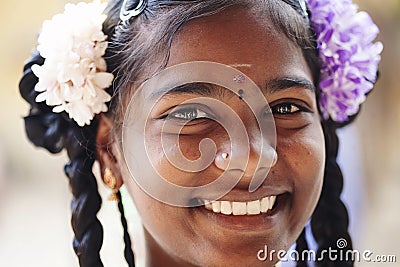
top-left (19, 53), bottom-right (106, 266)
top-left (308, 117), bottom-right (358, 267)
top-left (19, 0), bottom-right (365, 266)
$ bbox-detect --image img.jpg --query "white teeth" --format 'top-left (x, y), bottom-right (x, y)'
top-left (269, 196), bottom-right (276, 210)
top-left (232, 202), bottom-right (247, 215)
top-left (204, 195), bottom-right (278, 216)
top-left (212, 201), bottom-right (221, 213)
top-left (220, 201), bottom-right (232, 215)
top-left (260, 197), bottom-right (270, 213)
top-left (247, 200), bottom-right (261, 215)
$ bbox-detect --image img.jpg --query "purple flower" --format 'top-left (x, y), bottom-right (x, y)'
top-left (306, 0), bottom-right (383, 122)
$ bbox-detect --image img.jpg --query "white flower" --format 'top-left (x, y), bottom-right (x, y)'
top-left (32, 1), bottom-right (113, 126)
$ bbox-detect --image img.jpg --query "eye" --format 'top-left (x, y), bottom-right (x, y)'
top-left (168, 107), bottom-right (211, 121)
top-left (271, 103), bottom-right (303, 115)
top-left (267, 100), bottom-right (314, 130)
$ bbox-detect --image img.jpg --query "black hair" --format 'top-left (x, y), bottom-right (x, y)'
top-left (19, 0), bottom-right (359, 266)
top-left (20, 53), bottom-right (105, 266)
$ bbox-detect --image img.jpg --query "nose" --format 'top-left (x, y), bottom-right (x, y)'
top-left (214, 133), bottom-right (277, 192)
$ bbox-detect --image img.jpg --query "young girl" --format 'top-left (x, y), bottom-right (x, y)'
top-left (19, 0), bottom-right (382, 266)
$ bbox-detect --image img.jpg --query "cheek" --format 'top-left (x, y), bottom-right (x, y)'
top-left (121, 163), bottom-right (196, 259)
top-left (144, 128), bottom-right (223, 187)
top-left (277, 123), bottom-right (325, 231)
top-left (144, 132), bottom-right (200, 186)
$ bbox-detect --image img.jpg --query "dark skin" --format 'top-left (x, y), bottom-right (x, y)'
top-left (97, 7), bottom-right (325, 267)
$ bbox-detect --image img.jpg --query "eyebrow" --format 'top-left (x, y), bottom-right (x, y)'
top-left (266, 77), bottom-right (315, 94)
top-left (150, 77), bottom-right (315, 100)
top-left (150, 83), bottom-right (225, 100)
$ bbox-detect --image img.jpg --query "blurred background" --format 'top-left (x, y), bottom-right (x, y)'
top-left (0, 0), bottom-right (399, 266)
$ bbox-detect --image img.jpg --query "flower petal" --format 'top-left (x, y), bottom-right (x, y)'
top-left (306, 0), bottom-right (382, 122)
top-left (33, 1), bottom-right (111, 127)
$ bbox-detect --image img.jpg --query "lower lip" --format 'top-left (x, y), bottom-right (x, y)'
top-left (193, 194), bottom-right (289, 233)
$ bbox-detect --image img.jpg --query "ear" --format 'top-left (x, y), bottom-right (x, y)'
top-left (96, 114), bottom-right (123, 189)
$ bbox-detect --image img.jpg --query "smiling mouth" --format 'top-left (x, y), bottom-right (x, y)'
top-left (203, 195), bottom-right (277, 216)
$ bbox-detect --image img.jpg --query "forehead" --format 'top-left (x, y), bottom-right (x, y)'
top-left (166, 6), bottom-right (312, 82)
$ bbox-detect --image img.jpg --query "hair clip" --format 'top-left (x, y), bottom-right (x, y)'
top-left (120, 0), bottom-right (148, 23)
top-left (298, 0), bottom-right (308, 17)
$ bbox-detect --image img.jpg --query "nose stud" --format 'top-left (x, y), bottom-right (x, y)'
top-left (214, 151), bottom-right (231, 171)
top-left (215, 149), bottom-right (277, 174)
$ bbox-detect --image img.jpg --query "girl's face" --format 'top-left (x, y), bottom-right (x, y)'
top-left (120, 7), bottom-right (325, 267)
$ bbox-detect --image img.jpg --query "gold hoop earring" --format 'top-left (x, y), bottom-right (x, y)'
top-left (103, 167), bottom-right (119, 202)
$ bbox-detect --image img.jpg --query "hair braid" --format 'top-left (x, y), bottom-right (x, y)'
top-left (311, 121), bottom-right (353, 267)
top-left (19, 53), bottom-right (105, 267)
top-left (117, 191), bottom-right (136, 267)
top-left (296, 228), bottom-right (309, 267)
top-left (64, 123), bottom-right (104, 267)
top-left (19, 53), bottom-right (68, 153)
